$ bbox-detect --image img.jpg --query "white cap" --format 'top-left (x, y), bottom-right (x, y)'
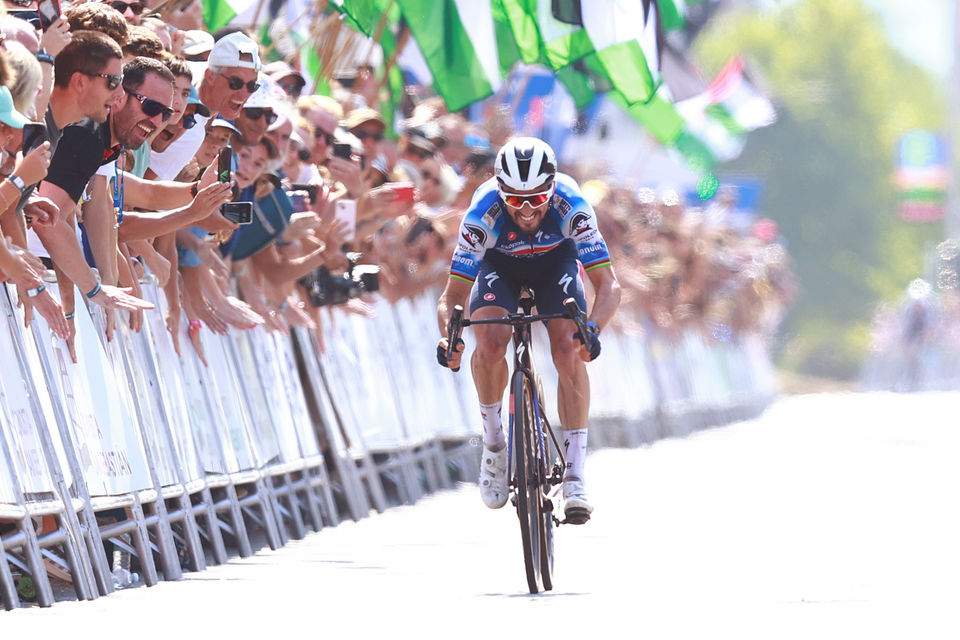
top-left (243, 74), bottom-right (287, 110)
top-left (181, 30), bottom-right (214, 57)
top-left (208, 32), bottom-right (261, 72)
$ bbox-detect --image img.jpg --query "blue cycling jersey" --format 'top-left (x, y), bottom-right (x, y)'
top-left (449, 173), bottom-right (612, 283)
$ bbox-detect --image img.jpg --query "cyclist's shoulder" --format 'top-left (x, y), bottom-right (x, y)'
top-left (551, 173), bottom-right (592, 215)
top-left (463, 177), bottom-right (505, 230)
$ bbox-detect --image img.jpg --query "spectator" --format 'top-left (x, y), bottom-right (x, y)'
top-left (104, 0), bottom-right (145, 26)
top-left (64, 2), bottom-right (129, 46)
top-left (150, 31), bottom-right (260, 186)
top-left (264, 60), bottom-right (305, 100)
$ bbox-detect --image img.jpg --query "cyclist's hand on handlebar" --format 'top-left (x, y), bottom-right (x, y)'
top-left (437, 337), bottom-right (465, 370)
top-left (573, 321), bottom-right (601, 362)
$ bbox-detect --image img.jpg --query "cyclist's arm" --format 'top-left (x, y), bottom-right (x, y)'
top-left (585, 263), bottom-right (621, 331)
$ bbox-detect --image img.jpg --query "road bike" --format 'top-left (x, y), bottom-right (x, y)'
top-left (445, 292), bottom-right (592, 593)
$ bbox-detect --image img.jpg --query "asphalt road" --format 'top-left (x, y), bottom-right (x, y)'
top-left (6, 391), bottom-right (959, 638)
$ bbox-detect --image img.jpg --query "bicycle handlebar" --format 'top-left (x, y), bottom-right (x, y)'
top-left (563, 297), bottom-right (591, 346)
top-left (445, 305), bottom-right (465, 371)
top-left (443, 298), bottom-right (589, 373)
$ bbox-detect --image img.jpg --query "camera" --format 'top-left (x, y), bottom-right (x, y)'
top-left (300, 252), bottom-right (380, 307)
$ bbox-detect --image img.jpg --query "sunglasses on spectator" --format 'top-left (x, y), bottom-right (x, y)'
top-left (355, 130), bottom-right (383, 142)
top-left (85, 71), bottom-right (124, 90)
top-left (420, 170), bottom-right (441, 186)
top-left (225, 75), bottom-right (260, 93)
top-left (500, 189), bottom-right (552, 209)
top-left (314, 130), bottom-right (334, 145)
top-left (243, 108), bottom-right (278, 125)
top-left (124, 87), bottom-right (174, 122)
top-left (277, 81), bottom-right (303, 97)
top-left (104, 0), bottom-right (145, 15)
top-left (408, 146), bottom-right (432, 160)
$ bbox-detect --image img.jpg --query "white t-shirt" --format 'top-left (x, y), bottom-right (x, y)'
top-left (149, 64), bottom-right (211, 181)
top-left (148, 114), bottom-right (209, 181)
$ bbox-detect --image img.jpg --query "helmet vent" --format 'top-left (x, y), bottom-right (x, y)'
top-left (517, 158), bottom-right (531, 182)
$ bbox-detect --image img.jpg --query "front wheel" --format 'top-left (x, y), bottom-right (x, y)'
top-left (512, 371), bottom-right (552, 593)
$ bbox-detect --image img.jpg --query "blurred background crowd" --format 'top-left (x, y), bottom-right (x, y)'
top-left (0, 0), bottom-right (797, 368)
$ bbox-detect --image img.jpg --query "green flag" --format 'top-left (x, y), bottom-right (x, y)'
top-left (201, 0), bottom-right (257, 31)
top-left (396, 0), bottom-right (502, 111)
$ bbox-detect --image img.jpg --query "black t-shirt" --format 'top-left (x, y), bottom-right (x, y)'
top-left (44, 116), bottom-right (119, 202)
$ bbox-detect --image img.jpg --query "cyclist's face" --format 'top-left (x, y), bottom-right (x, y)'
top-left (502, 187), bottom-right (552, 233)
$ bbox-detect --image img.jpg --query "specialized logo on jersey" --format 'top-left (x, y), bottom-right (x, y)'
top-left (571, 212), bottom-right (593, 237)
top-left (558, 273), bottom-right (574, 295)
top-left (483, 271), bottom-right (500, 288)
top-left (461, 224), bottom-right (487, 249)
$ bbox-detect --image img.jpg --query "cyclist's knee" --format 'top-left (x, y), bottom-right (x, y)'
top-left (473, 323), bottom-right (511, 358)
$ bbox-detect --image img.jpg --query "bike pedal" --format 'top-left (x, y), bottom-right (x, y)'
top-left (563, 508), bottom-right (591, 525)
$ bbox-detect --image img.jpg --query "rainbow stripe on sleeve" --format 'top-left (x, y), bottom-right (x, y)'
top-left (583, 258), bottom-right (612, 271)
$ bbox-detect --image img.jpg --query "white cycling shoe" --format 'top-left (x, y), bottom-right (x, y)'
top-left (562, 476), bottom-right (593, 523)
top-left (479, 444), bottom-right (509, 509)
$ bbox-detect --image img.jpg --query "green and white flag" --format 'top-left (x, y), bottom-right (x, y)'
top-left (498, 0), bottom-right (661, 106)
top-left (201, 0), bottom-right (259, 33)
top-left (705, 56), bottom-right (776, 134)
top-left (397, 0), bottom-right (501, 111)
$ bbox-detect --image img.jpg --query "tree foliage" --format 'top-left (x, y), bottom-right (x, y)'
top-left (691, 0), bottom-right (945, 377)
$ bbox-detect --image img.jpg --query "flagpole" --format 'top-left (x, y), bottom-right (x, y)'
top-left (375, 23), bottom-right (410, 97)
top-left (248, 0), bottom-right (268, 34)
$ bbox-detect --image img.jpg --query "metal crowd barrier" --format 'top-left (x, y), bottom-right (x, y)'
top-left (1, 281), bottom-right (776, 610)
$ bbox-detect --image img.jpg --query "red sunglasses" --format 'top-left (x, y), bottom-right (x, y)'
top-left (500, 189), bottom-right (552, 209)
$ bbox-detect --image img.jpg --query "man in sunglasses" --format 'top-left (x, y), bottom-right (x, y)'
top-left (234, 82), bottom-right (277, 146)
top-left (101, 0), bottom-right (144, 25)
top-left (26, 31), bottom-right (155, 316)
top-left (436, 137), bottom-right (621, 524)
top-left (148, 31), bottom-right (260, 186)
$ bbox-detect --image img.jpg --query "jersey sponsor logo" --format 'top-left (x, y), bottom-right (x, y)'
top-left (558, 272), bottom-right (574, 295)
top-left (556, 198), bottom-right (572, 216)
top-left (571, 212), bottom-right (593, 237)
top-left (461, 224), bottom-right (487, 249)
top-left (507, 231), bottom-right (517, 241)
top-left (451, 254), bottom-right (474, 266)
top-left (483, 271), bottom-right (500, 288)
top-left (483, 293), bottom-right (496, 301)
top-left (481, 205), bottom-right (499, 228)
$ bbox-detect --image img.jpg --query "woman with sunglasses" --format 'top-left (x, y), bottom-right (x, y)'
top-left (435, 136), bottom-right (622, 523)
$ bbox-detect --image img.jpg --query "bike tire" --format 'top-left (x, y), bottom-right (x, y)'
top-left (512, 371), bottom-right (540, 594)
top-left (534, 375), bottom-right (554, 591)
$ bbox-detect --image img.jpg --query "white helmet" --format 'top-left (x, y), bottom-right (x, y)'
top-left (495, 137), bottom-right (557, 193)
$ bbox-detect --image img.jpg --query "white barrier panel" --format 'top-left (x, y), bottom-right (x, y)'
top-left (317, 312), bottom-right (368, 458)
top-left (240, 327), bottom-right (298, 462)
top-left (26, 285), bottom-right (151, 496)
top-left (0, 300), bottom-right (58, 495)
top-left (411, 293), bottom-right (472, 440)
top-left (294, 326), bottom-right (354, 459)
top-left (174, 317), bottom-right (238, 474)
top-left (0, 407), bottom-right (17, 504)
top-left (133, 283), bottom-right (203, 485)
top-left (272, 331), bottom-right (322, 458)
top-left (199, 329), bottom-right (259, 469)
top-left (344, 307), bottom-right (406, 450)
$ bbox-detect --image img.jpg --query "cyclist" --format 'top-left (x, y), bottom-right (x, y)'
top-left (436, 137), bottom-right (621, 522)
